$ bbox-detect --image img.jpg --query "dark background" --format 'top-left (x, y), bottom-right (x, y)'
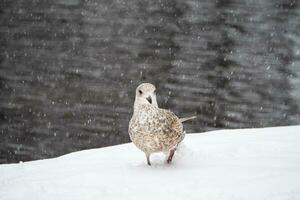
top-left (0, 0), bottom-right (300, 164)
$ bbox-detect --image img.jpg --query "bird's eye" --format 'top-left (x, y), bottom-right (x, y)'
top-left (138, 90), bottom-right (143, 95)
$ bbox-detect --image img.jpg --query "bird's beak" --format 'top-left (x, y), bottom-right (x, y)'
top-left (146, 96), bottom-right (152, 104)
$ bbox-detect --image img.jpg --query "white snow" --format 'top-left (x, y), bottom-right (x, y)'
top-left (1, 125), bottom-right (300, 200)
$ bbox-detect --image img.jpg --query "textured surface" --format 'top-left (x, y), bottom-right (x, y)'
top-left (1, 0), bottom-right (300, 163)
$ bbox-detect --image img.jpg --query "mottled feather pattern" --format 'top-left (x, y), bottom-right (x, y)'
top-left (129, 104), bottom-right (184, 154)
top-left (129, 83), bottom-right (194, 165)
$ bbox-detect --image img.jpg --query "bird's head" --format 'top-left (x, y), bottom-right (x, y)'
top-left (134, 83), bottom-right (158, 110)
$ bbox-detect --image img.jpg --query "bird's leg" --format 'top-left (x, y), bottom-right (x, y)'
top-left (167, 148), bottom-right (176, 164)
top-left (146, 154), bottom-right (151, 166)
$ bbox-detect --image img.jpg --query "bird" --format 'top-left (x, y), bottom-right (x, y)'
top-left (128, 83), bottom-right (196, 165)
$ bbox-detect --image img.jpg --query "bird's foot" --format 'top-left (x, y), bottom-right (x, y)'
top-left (146, 154), bottom-right (151, 166)
top-left (167, 149), bottom-right (176, 164)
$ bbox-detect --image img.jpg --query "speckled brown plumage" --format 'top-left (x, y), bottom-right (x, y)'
top-left (129, 104), bottom-right (184, 154)
top-left (128, 83), bottom-right (193, 165)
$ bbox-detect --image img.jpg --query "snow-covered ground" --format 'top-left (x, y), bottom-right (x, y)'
top-left (1, 126), bottom-right (300, 200)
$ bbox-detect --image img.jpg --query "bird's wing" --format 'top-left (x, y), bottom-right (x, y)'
top-left (179, 116), bottom-right (197, 123)
top-left (157, 109), bottom-right (183, 136)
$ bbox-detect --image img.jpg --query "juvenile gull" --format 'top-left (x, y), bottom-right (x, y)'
top-left (128, 83), bottom-right (196, 165)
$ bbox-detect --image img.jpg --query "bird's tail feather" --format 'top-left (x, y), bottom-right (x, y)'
top-left (179, 116), bottom-right (197, 123)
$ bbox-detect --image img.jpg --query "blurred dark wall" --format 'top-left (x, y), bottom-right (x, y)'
top-left (0, 0), bottom-right (300, 163)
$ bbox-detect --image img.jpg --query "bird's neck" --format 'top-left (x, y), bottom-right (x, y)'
top-left (133, 99), bottom-right (158, 115)
top-left (133, 102), bottom-right (145, 115)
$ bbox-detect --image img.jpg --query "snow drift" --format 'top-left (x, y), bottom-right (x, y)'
top-left (1, 125), bottom-right (300, 200)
